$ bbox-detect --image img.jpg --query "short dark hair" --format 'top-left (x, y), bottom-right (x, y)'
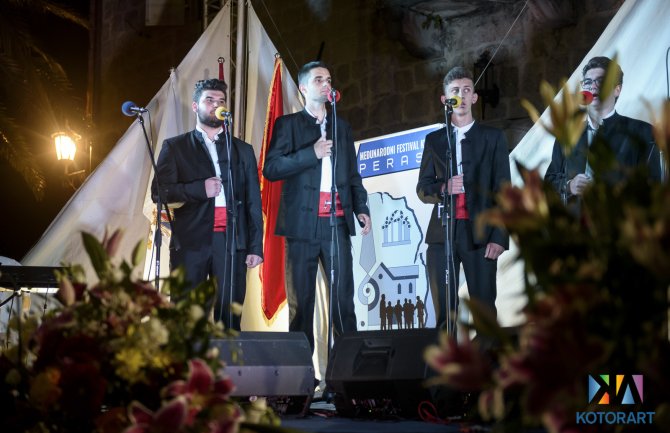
top-left (193, 79), bottom-right (227, 102)
top-left (298, 61), bottom-right (329, 86)
top-left (443, 66), bottom-right (474, 88)
top-left (582, 56), bottom-right (623, 86)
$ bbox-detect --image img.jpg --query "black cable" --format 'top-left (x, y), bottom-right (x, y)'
top-left (256, 0), bottom-right (300, 72)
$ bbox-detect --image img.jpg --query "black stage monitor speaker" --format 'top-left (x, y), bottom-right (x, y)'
top-left (326, 328), bottom-right (457, 418)
top-left (211, 331), bottom-right (315, 400)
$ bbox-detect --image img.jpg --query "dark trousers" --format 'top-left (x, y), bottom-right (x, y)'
top-left (285, 217), bottom-right (357, 352)
top-left (426, 219), bottom-right (498, 329)
top-left (170, 231), bottom-right (247, 330)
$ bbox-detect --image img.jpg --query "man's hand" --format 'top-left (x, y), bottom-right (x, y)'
top-left (245, 254), bottom-right (263, 268)
top-left (205, 177), bottom-right (222, 198)
top-left (568, 173), bottom-right (593, 196)
top-left (445, 174), bottom-right (465, 195)
top-left (358, 214), bottom-right (372, 235)
top-left (313, 136), bottom-right (333, 159)
top-left (485, 242), bottom-right (504, 260)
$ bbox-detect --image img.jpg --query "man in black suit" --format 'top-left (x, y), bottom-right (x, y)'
top-left (263, 61), bottom-right (371, 352)
top-left (545, 56), bottom-right (661, 204)
top-left (153, 79), bottom-right (263, 330)
top-left (417, 66), bottom-right (510, 332)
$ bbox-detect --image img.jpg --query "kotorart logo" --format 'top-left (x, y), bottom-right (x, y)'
top-left (588, 374), bottom-right (642, 404)
top-left (576, 374), bottom-right (655, 426)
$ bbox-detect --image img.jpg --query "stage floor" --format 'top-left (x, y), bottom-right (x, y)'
top-left (281, 417), bottom-right (474, 433)
top-left (278, 401), bottom-right (492, 433)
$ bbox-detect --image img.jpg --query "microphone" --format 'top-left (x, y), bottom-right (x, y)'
top-left (214, 106), bottom-right (232, 120)
top-left (121, 101), bottom-right (148, 116)
top-left (580, 90), bottom-right (594, 105)
top-left (443, 95), bottom-right (462, 107)
top-left (328, 89), bottom-right (341, 103)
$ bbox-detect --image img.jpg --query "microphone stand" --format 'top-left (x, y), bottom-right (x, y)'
top-left (136, 113), bottom-right (179, 290)
top-left (327, 89), bottom-right (339, 357)
top-left (440, 104), bottom-right (457, 338)
top-left (561, 157), bottom-right (569, 206)
top-left (217, 116), bottom-right (239, 329)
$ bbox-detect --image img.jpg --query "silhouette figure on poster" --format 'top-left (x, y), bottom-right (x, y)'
top-left (380, 294), bottom-right (387, 330)
top-left (386, 301), bottom-right (393, 329)
top-left (394, 300), bottom-right (403, 329)
top-left (403, 298), bottom-right (415, 329)
top-left (416, 296), bottom-right (425, 328)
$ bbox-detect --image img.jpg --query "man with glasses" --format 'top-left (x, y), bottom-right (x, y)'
top-left (545, 56), bottom-right (661, 204)
top-left (152, 79), bottom-right (263, 330)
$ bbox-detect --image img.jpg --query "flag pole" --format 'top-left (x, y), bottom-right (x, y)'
top-left (233, 0), bottom-right (247, 139)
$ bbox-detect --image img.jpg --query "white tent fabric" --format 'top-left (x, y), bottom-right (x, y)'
top-left (510, 0), bottom-right (670, 184)
top-left (141, 69), bottom-right (187, 280)
top-left (244, 6), bottom-right (303, 157)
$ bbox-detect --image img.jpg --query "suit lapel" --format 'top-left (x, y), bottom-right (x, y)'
top-left (433, 127), bottom-right (450, 168)
top-left (569, 129), bottom-right (589, 178)
top-left (218, 136), bottom-right (239, 196)
top-left (461, 122), bottom-right (482, 171)
top-left (192, 130), bottom-right (217, 174)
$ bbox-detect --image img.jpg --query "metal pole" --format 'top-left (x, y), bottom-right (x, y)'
top-left (233, 0), bottom-right (246, 138)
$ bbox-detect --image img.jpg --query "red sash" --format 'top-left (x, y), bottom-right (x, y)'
top-left (214, 207), bottom-right (227, 232)
top-left (455, 194), bottom-right (469, 219)
top-left (318, 191), bottom-right (344, 217)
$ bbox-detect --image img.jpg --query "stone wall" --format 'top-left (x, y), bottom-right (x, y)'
top-left (94, 0), bottom-right (202, 157)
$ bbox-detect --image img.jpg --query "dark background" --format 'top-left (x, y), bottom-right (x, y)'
top-left (0, 3), bottom-right (89, 261)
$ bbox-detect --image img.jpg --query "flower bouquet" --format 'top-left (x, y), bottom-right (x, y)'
top-left (0, 230), bottom-right (287, 433)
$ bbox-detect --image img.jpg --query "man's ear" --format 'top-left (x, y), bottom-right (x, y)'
top-left (192, 101), bottom-right (198, 113)
top-left (471, 92), bottom-right (479, 105)
top-left (440, 95), bottom-right (447, 105)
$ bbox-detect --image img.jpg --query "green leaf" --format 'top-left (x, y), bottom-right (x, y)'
top-left (132, 239), bottom-right (146, 268)
top-left (81, 231), bottom-right (109, 278)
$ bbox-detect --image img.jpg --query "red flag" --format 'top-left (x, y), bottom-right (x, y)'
top-left (258, 56), bottom-right (286, 322)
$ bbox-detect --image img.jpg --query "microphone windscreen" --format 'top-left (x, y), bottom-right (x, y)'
top-left (580, 90), bottom-right (594, 105)
top-left (441, 95), bottom-right (462, 107)
top-left (328, 90), bottom-right (341, 103)
top-left (214, 106), bottom-right (230, 120)
top-left (121, 101), bottom-right (136, 116)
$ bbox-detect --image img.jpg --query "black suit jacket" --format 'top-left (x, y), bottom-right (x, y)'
top-left (152, 129), bottom-right (263, 256)
top-left (262, 109), bottom-right (370, 240)
top-left (416, 122), bottom-right (511, 248)
top-left (545, 112), bottom-right (661, 198)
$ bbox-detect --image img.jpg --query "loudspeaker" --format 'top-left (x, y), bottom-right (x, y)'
top-left (211, 332), bottom-right (315, 407)
top-left (326, 328), bottom-right (457, 418)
